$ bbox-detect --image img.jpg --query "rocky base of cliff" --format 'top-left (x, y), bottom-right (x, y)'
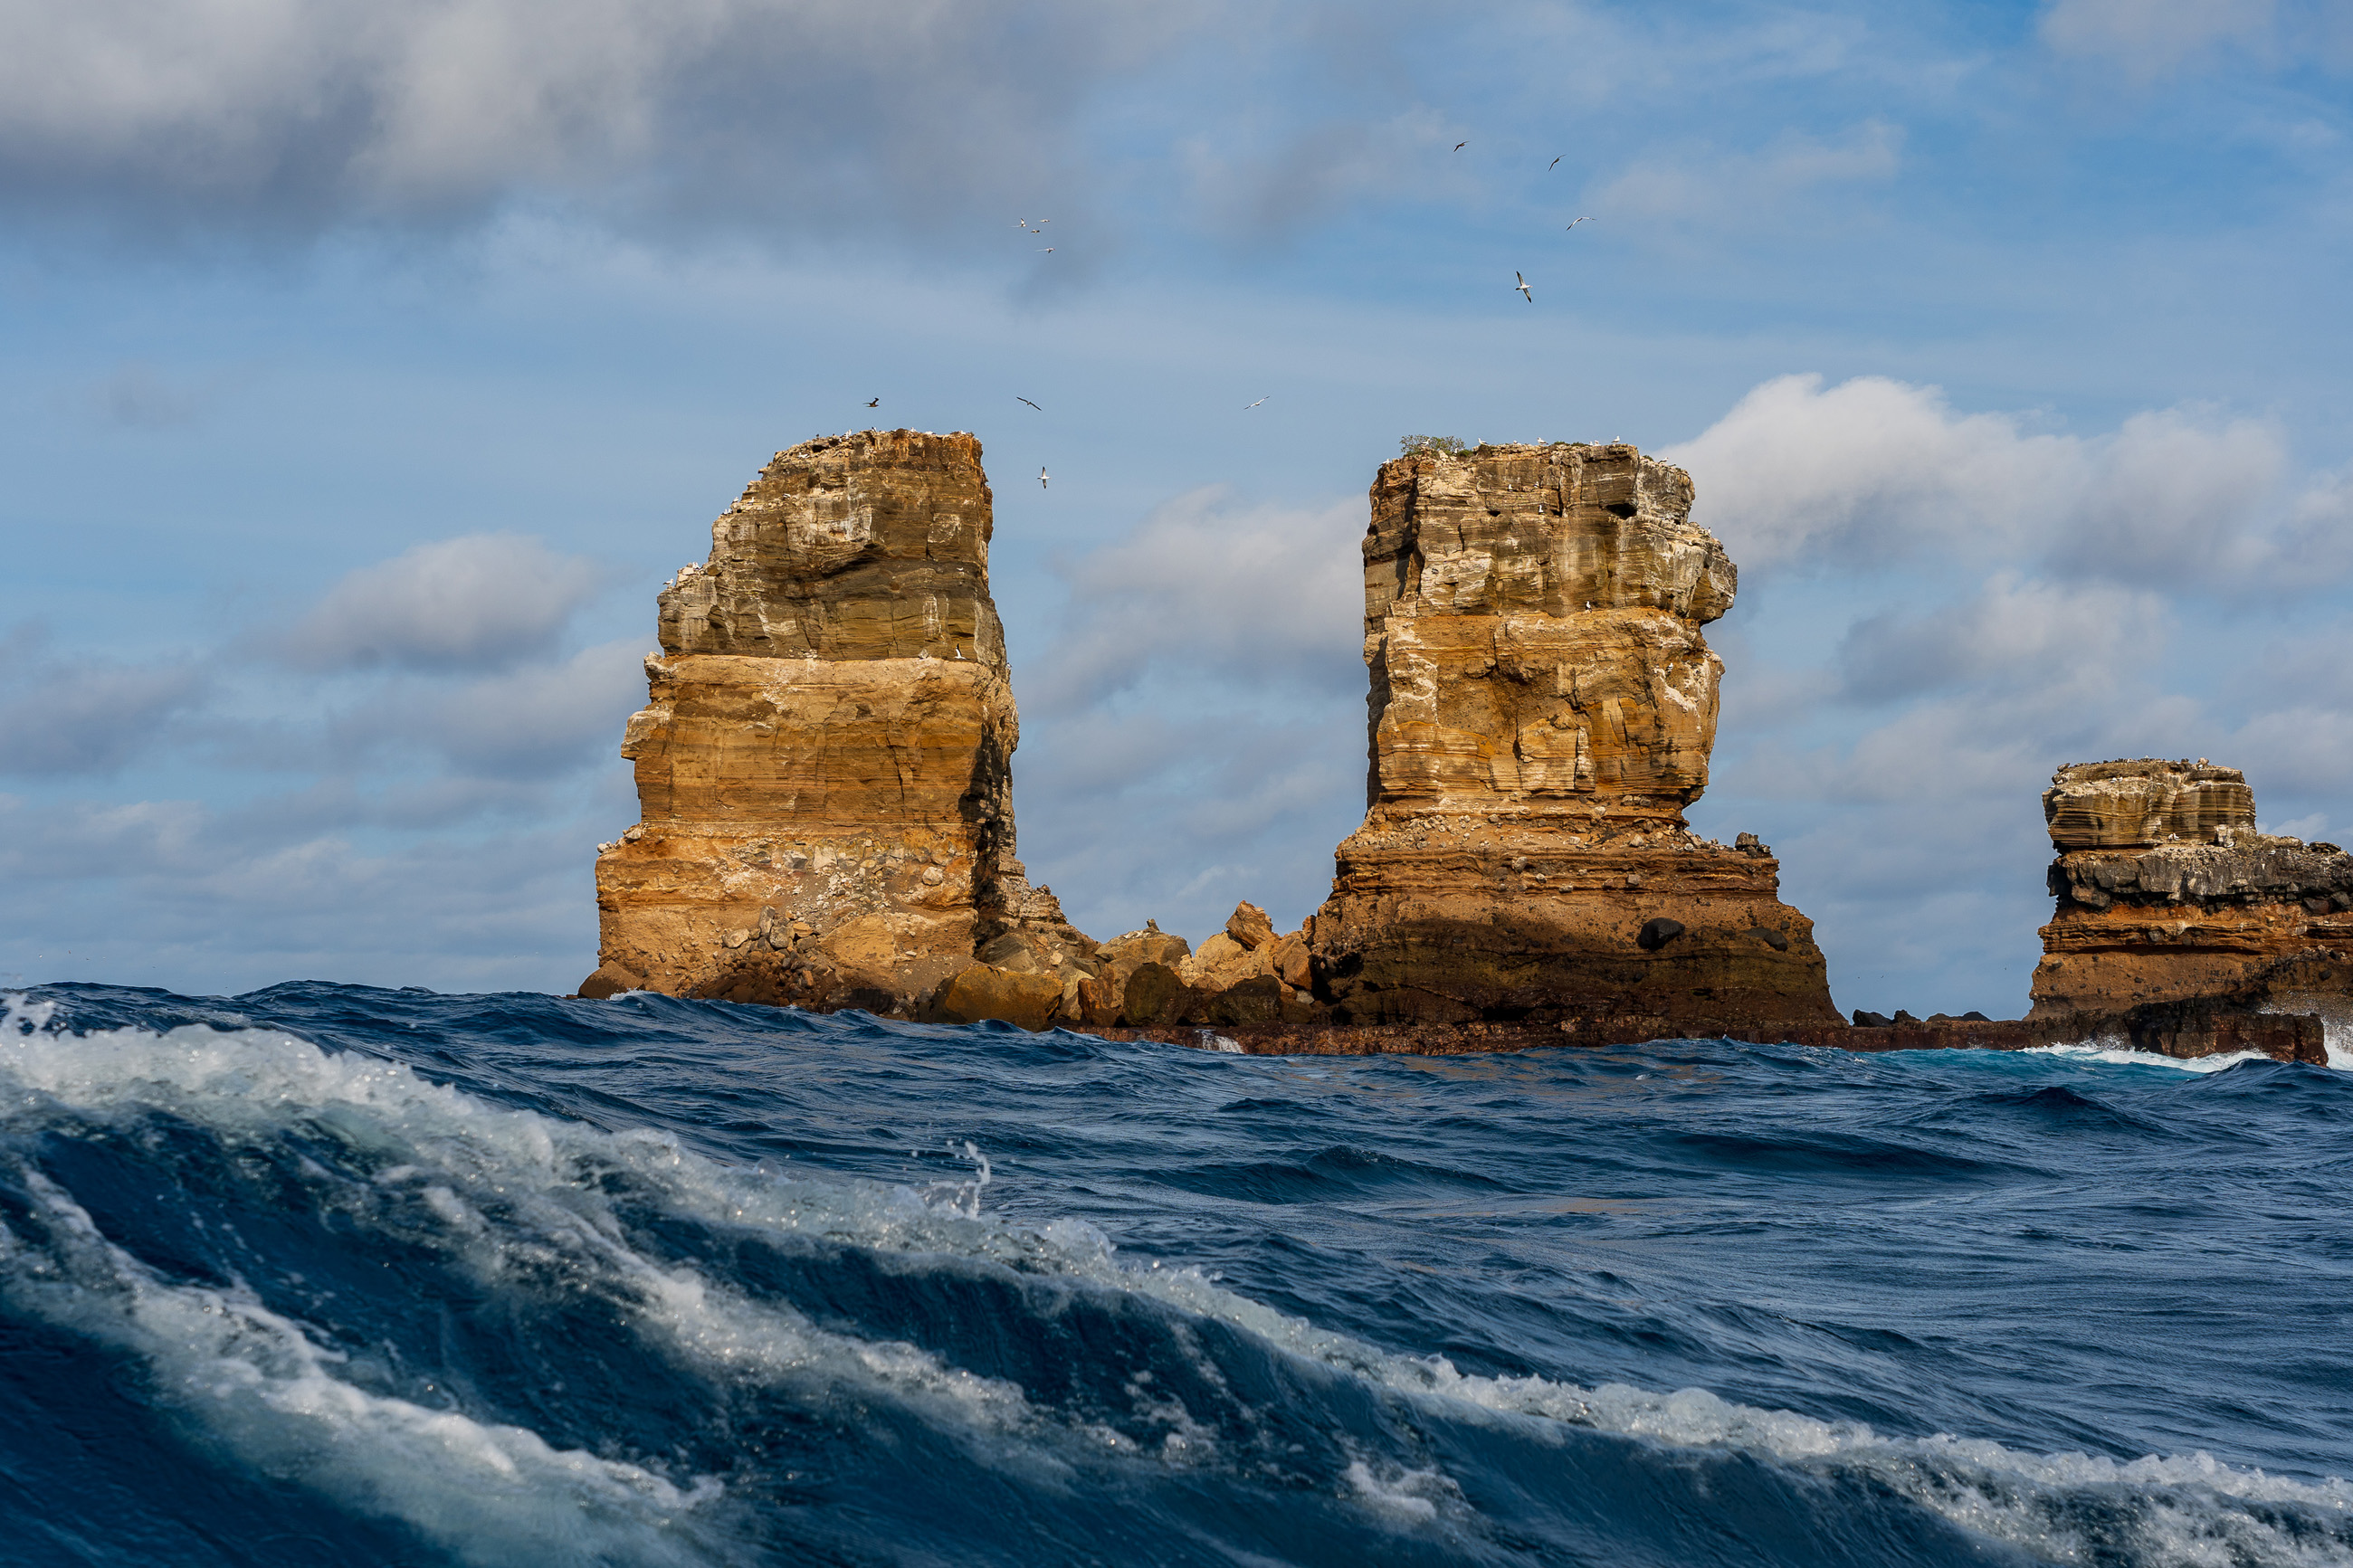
top-left (2034, 826), bottom-right (2353, 1015)
top-left (1307, 820), bottom-right (1841, 1028)
top-left (1093, 1002), bottom-right (2325, 1065)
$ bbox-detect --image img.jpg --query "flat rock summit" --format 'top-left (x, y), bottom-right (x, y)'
top-left (582, 431), bottom-right (2339, 1066)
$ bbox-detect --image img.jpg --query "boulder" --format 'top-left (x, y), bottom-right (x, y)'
top-left (1119, 963), bottom-right (1194, 1026)
top-left (924, 965), bottom-right (1065, 1031)
top-left (1205, 974), bottom-right (1288, 1027)
top-left (1224, 900), bottom-right (1276, 950)
top-left (577, 963), bottom-right (645, 1000)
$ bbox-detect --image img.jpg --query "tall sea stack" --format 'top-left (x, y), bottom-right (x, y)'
top-left (1306, 442), bottom-right (1841, 1030)
top-left (583, 430), bottom-right (1090, 1011)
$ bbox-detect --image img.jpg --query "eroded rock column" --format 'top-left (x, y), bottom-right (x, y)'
top-left (2030, 759), bottom-right (2353, 1016)
top-left (585, 429), bottom-right (1089, 1012)
top-left (1308, 442), bottom-right (1841, 1029)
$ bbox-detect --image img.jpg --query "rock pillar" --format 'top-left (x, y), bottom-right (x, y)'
top-left (1307, 442), bottom-right (1840, 1029)
top-left (585, 429), bottom-right (1088, 1011)
top-left (2030, 759), bottom-right (2353, 1016)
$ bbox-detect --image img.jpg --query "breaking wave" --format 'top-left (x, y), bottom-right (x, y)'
top-left (3, 985), bottom-right (2348, 1566)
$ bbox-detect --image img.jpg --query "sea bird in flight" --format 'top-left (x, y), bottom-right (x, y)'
top-left (1245, 396), bottom-right (1268, 409)
top-left (1549, 156), bottom-right (1561, 170)
top-left (1039, 467), bottom-right (1050, 489)
top-left (1454, 141), bottom-right (1467, 151)
top-left (1515, 271), bottom-right (1533, 302)
top-left (1038, 247), bottom-right (1053, 253)
top-left (865, 397), bottom-right (879, 407)
top-left (1565, 216), bottom-right (1593, 232)
top-left (1017, 397), bottom-right (1042, 411)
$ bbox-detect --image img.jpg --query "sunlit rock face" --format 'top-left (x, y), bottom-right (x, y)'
top-left (2031, 759), bottom-right (2353, 1018)
top-left (586, 430), bottom-right (1091, 1012)
top-left (1308, 442), bottom-right (1841, 1029)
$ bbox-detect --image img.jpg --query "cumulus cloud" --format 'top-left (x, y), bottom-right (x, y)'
top-left (1027, 486), bottom-right (1366, 713)
top-left (0, 0), bottom-right (1213, 242)
top-left (1835, 574), bottom-right (2170, 705)
top-left (0, 624), bottom-right (206, 776)
top-left (386, 638), bottom-right (645, 778)
top-left (996, 484), bottom-right (1374, 943)
top-left (1662, 374), bottom-right (2338, 592)
top-left (0, 789), bottom-right (605, 993)
top-left (281, 534), bottom-right (604, 673)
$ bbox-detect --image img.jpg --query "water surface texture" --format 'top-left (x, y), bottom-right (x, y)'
top-left (2, 983), bottom-right (2348, 1566)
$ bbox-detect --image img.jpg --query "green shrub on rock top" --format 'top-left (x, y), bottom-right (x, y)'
top-left (1399, 434), bottom-right (1469, 457)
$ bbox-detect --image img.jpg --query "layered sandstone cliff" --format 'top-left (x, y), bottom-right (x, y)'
top-left (2030, 759), bottom-right (2353, 1018)
top-left (1305, 442), bottom-right (1840, 1028)
top-left (583, 430), bottom-right (1091, 1011)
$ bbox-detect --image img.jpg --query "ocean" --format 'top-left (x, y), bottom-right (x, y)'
top-left (1, 982), bottom-right (2347, 1566)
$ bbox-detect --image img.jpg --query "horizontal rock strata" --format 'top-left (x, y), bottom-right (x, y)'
top-left (2031, 759), bottom-right (2353, 1022)
top-left (586, 430), bottom-right (1092, 1012)
top-left (1306, 441), bottom-right (1841, 1029)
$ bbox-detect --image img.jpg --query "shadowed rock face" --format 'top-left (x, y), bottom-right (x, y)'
top-left (1308, 442), bottom-right (1841, 1028)
top-left (2031, 758), bottom-right (2353, 1018)
top-left (586, 430), bottom-right (1091, 1011)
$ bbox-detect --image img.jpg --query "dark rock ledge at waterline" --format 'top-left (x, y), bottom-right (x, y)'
top-left (580, 431), bottom-right (2344, 1066)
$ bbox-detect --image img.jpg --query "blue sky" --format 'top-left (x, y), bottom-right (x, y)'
top-left (2, 0), bottom-right (2348, 1015)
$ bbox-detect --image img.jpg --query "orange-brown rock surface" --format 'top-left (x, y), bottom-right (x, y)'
top-left (583, 430), bottom-right (1093, 1012)
top-left (2030, 759), bottom-right (2353, 1019)
top-left (1305, 442), bottom-right (1840, 1029)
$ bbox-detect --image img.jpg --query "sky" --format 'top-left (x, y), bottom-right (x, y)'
top-left (1, 0), bottom-right (2348, 1016)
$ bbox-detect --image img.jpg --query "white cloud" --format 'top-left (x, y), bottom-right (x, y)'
top-left (0, 790), bottom-right (606, 993)
top-left (2042, 0), bottom-right (2276, 80)
top-left (1836, 574), bottom-right (2170, 705)
top-left (0, 0), bottom-right (1214, 241)
top-left (282, 534), bottom-right (605, 673)
top-left (0, 624), bottom-right (206, 776)
top-left (396, 638), bottom-right (645, 778)
top-left (1026, 486), bottom-right (1366, 714)
top-left (1662, 373), bottom-right (2328, 591)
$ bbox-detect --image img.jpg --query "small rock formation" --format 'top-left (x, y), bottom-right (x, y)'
top-left (1305, 442), bottom-right (1841, 1029)
top-left (2030, 759), bottom-right (2353, 1019)
top-left (584, 430), bottom-right (1093, 1011)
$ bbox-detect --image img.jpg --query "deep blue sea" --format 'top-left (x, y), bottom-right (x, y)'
top-left (2, 983), bottom-right (2348, 1567)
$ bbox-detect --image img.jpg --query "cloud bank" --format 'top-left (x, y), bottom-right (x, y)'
top-left (0, 0), bottom-right (1214, 241)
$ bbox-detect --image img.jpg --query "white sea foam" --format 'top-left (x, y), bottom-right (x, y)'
top-left (2025, 1041), bottom-right (2284, 1074)
top-left (1341, 1458), bottom-right (1453, 1524)
top-left (0, 1164), bottom-right (721, 1567)
top-left (0, 998), bottom-right (1042, 1552)
top-left (5, 994), bottom-right (2349, 1565)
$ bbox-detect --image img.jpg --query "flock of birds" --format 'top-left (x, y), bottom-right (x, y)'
top-left (856, 145), bottom-right (1590, 490)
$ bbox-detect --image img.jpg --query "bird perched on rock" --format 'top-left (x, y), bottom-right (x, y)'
top-left (1515, 271), bottom-right (1533, 302)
